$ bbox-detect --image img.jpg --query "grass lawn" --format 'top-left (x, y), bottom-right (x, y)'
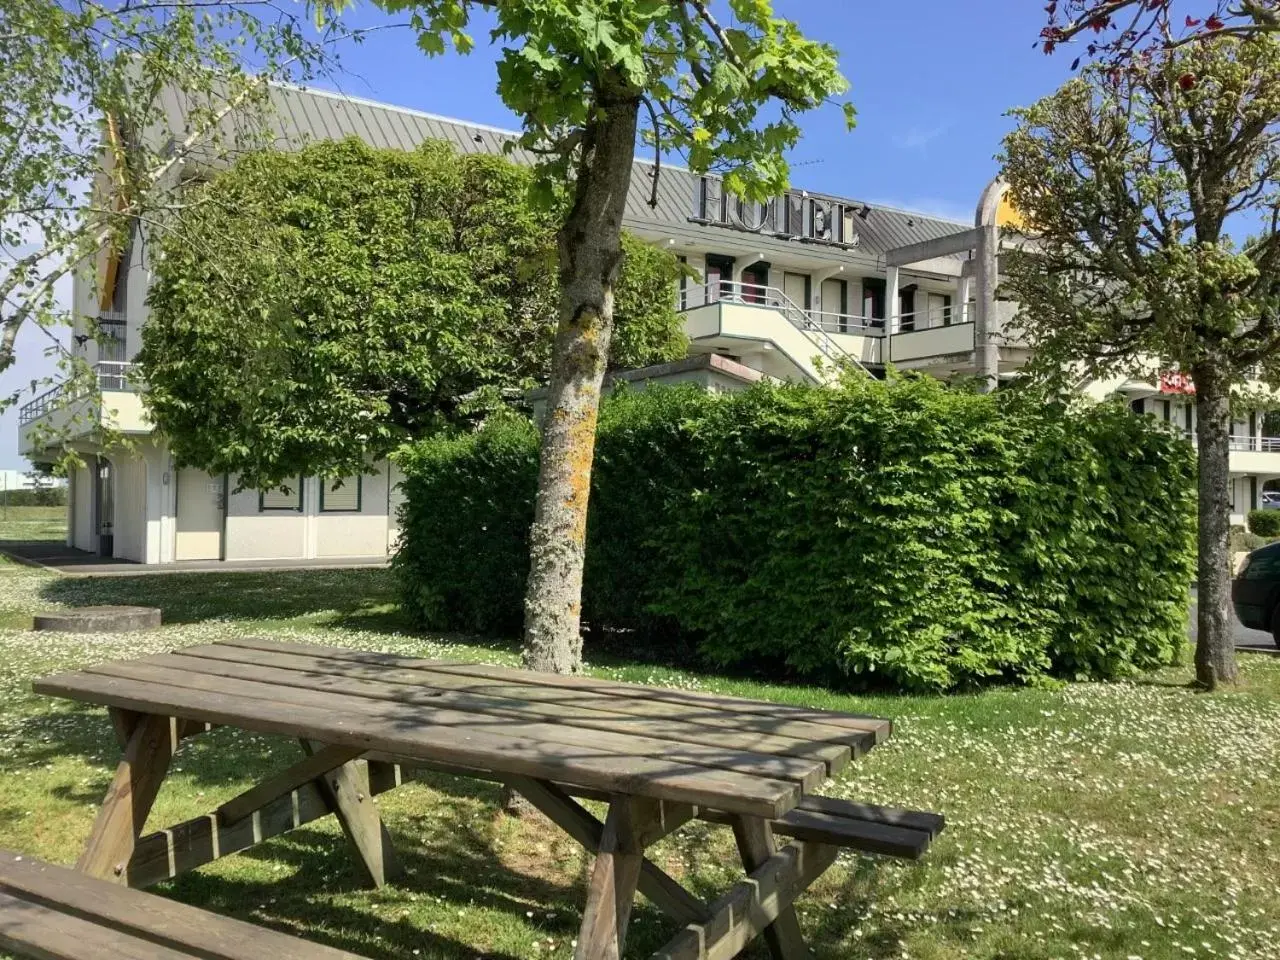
top-left (0, 504), bottom-right (66, 543)
top-left (0, 558), bottom-right (1278, 959)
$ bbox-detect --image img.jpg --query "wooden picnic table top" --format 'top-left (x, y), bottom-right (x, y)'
top-left (34, 637), bottom-right (891, 820)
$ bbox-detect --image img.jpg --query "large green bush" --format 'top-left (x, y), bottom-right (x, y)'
top-left (1248, 508), bottom-right (1280, 538)
top-left (394, 376), bottom-right (1197, 691)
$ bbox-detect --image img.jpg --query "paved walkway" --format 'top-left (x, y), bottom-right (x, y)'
top-left (0, 540), bottom-right (388, 577)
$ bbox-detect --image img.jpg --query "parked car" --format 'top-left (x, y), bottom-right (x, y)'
top-left (1232, 541), bottom-right (1280, 647)
top-left (1262, 491), bottom-right (1280, 510)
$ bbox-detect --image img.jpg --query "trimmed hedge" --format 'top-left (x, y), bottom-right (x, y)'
top-left (394, 376), bottom-right (1197, 692)
top-left (1248, 508), bottom-right (1280, 538)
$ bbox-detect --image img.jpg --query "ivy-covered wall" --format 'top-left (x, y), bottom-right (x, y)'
top-left (394, 377), bottom-right (1197, 692)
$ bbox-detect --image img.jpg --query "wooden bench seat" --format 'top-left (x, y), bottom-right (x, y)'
top-left (769, 795), bottom-right (945, 859)
top-left (393, 757), bottom-right (945, 861)
top-left (0, 850), bottom-right (368, 960)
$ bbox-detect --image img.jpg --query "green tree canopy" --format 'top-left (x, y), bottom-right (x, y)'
top-left (1000, 35), bottom-right (1280, 688)
top-left (330, 0), bottom-right (853, 676)
top-left (138, 137), bottom-right (686, 487)
top-left (1, 0), bottom-right (342, 453)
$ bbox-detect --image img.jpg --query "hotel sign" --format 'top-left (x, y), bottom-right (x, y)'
top-left (690, 177), bottom-right (862, 249)
top-left (1158, 371), bottom-right (1196, 395)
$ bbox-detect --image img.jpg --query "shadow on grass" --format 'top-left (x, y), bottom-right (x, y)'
top-left (38, 568), bottom-right (410, 630)
top-left (3, 705), bottom-right (965, 959)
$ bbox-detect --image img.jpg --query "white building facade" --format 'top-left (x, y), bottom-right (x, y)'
top-left (19, 85), bottom-right (1280, 562)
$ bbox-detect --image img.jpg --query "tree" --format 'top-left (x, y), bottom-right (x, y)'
top-left (999, 35), bottom-right (1280, 689)
top-left (0, 0), bottom-right (344, 444)
top-left (321, 0), bottom-right (853, 674)
top-left (1040, 1), bottom-right (1279, 61)
top-left (138, 137), bottom-right (687, 487)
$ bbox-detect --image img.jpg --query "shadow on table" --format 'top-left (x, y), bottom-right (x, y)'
top-left (1, 704), bottom-right (974, 959)
top-left (0, 706), bottom-right (671, 957)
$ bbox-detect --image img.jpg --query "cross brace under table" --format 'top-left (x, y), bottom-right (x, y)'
top-left (77, 709), bottom-right (838, 960)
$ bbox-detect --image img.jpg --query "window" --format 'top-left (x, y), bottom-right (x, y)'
top-left (321, 475), bottom-right (362, 512)
top-left (259, 478), bottom-right (303, 512)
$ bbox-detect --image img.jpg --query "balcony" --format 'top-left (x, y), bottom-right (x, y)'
top-left (680, 282), bottom-right (875, 381)
top-left (1226, 435), bottom-right (1280, 476)
top-left (19, 362), bottom-right (151, 458)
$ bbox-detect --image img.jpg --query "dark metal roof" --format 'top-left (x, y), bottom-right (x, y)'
top-left (163, 82), bottom-right (969, 258)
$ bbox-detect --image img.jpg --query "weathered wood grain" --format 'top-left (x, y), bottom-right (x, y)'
top-left (33, 671), bottom-right (799, 818)
top-left (131, 653), bottom-right (833, 785)
top-left (216, 636), bottom-right (892, 740)
top-left (731, 817), bottom-right (812, 959)
top-left (0, 850), bottom-right (370, 959)
top-left (216, 743), bottom-right (364, 825)
top-left (76, 713), bottom-right (175, 883)
top-left (651, 842), bottom-right (838, 960)
top-left (299, 741), bottom-right (400, 888)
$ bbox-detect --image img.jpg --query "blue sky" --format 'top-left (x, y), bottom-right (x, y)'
top-left (0, 0), bottom-right (1074, 469)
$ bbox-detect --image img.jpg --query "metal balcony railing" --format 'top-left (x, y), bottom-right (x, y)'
top-left (1229, 435), bottom-right (1280, 453)
top-left (683, 281), bottom-right (869, 376)
top-left (17, 362), bottom-right (141, 426)
top-left (682, 283), bottom-right (980, 338)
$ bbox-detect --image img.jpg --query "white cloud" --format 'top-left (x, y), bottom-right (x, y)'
top-left (893, 124), bottom-right (949, 151)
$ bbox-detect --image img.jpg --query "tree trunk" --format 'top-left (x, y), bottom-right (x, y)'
top-left (521, 85), bottom-right (640, 675)
top-left (1192, 359), bottom-right (1240, 689)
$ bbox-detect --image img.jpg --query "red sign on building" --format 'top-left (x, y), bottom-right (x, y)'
top-left (1158, 371), bottom-right (1196, 395)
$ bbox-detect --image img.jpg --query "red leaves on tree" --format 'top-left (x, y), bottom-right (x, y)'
top-left (1178, 72), bottom-right (1197, 90)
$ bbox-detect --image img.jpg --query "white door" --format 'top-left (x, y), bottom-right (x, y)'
top-left (174, 469), bottom-right (224, 561)
top-left (783, 272), bottom-right (808, 310)
top-left (821, 278), bottom-right (846, 328)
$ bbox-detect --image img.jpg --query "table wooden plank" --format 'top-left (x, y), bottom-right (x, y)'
top-left (218, 636), bottom-right (892, 740)
top-left (0, 851), bottom-right (369, 959)
top-left (33, 672), bottom-right (800, 819)
top-left (139, 653), bottom-right (833, 787)
top-left (0, 890), bottom-right (196, 960)
top-left (181, 643), bottom-right (873, 757)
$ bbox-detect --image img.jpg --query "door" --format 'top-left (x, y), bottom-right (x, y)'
top-left (95, 458), bottom-right (114, 558)
top-left (175, 468), bottom-right (224, 561)
top-left (740, 263), bottom-right (769, 303)
top-left (704, 254), bottom-right (734, 303)
top-left (821, 278), bottom-right (847, 330)
top-left (783, 272), bottom-right (808, 311)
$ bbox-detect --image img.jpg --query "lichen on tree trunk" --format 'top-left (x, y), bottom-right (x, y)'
top-left (522, 86), bottom-right (640, 676)
top-left (1192, 359), bottom-right (1239, 690)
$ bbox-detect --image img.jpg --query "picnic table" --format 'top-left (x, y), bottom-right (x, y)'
top-left (28, 637), bottom-right (943, 959)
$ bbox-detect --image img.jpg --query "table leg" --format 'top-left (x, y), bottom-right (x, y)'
top-left (575, 796), bottom-right (663, 960)
top-left (77, 711), bottom-right (176, 882)
top-left (301, 740), bottom-right (401, 888)
top-left (506, 777), bottom-right (707, 926)
top-left (650, 840), bottom-right (836, 960)
top-left (731, 817), bottom-right (814, 959)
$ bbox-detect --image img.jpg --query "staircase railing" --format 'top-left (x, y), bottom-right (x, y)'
top-left (684, 282), bottom-right (871, 379)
